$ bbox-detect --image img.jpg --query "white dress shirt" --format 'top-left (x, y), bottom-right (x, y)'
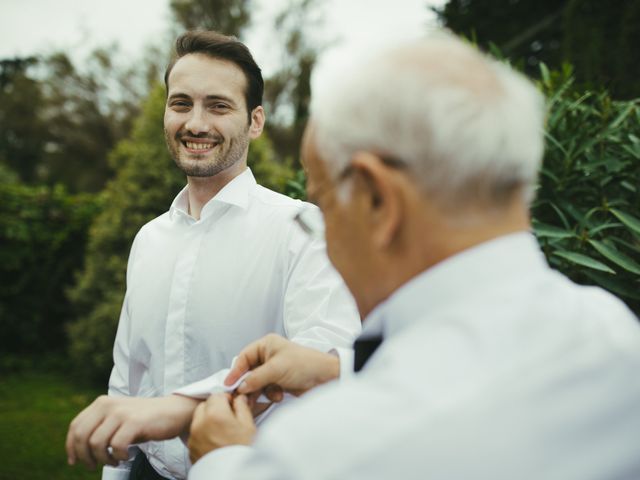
top-left (190, 232), bottom-right (640, 480)
top-left (104, 168), bottom-right (361, 480)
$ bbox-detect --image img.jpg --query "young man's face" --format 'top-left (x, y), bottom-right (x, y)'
top-left (164, 53), bottom-right (262, 178)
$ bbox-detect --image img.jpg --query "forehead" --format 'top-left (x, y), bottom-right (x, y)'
top-left (167, 53), bottom-right (247, 102)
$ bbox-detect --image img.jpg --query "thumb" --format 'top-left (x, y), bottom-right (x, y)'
top-left (236, 363), bottom-right (281, 395)
top-left (225, 355), bottom-right (250, 386)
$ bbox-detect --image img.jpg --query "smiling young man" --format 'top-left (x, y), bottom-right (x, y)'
top-left (65, 31), bottom-right (360, 480)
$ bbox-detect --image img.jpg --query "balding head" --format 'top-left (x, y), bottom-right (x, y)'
top-left (310, 33), bottom-right (545, 220)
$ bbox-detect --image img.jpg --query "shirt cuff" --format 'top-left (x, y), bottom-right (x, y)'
top-left (173, 366), bottom-right (269, 402)
top-left (188, 445), bottom-right (253, 479)
top-left (330, 347), bottom-right (354, 382)
top-left (102, 464), bottom-right (131, 480)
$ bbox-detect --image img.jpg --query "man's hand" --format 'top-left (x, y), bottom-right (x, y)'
top-left (225, 334), bottom-right (340, 401)
top-left (188, 394), bottom-right (256, 463)
top-left (65, 394), bottom-right (199, 470)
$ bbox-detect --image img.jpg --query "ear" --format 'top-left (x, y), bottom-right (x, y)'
top-left (350, 151), bottom-right (404, 249)
top-left (249, 106), bottom-right (265, 139)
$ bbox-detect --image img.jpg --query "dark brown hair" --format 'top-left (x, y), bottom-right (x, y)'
top-left (164, 30), bottom-right (264, 119)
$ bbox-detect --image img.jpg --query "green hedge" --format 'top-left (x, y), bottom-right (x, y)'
top-left (0, 182), bottom-right (101, 353)
top-left (532, 65), bottom-right (640, 314)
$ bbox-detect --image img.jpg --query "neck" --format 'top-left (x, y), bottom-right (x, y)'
top-left (420, 202), bottom-right (531, 270)
top-left (362, 198), bottom-right (531, 318)
top-left (187, 163), bottom-right (247, 220)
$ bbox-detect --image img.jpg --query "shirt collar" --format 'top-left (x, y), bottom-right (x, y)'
top-left (364, 231), bottom-right (548, 340)
top-left (169, 168), bottom-right (256, 221)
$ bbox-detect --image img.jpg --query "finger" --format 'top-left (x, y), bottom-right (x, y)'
top-left (204, 393), bottom-right (234, 417)
top-left (66, 415), bottom-right (81, 465)
top-left (233, 395), bottom-right (255, 426)
top-left (66, 402), bottom-right (96, 465)
top-left (236, 362), bottom-right (283, 395)
top-left (264, 384), bottom-right (284, 403)
top-left (225, 338), bottom-right (268, 386)
top-left (70, 410), bottom-right (107, 469)
top-left (243, 391), bottom-right (259, 409)
top-left (188, 403), bottom-right (208, 464)
top-left (190, 401), bottom-right (206, 431)
top-left (109, 422), bottom-right (139, 462)
top-left (88, 416), bottom-right (121, 466)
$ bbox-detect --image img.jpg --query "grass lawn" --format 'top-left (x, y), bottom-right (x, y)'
top-left (0, 369), bottom-right (103, 480)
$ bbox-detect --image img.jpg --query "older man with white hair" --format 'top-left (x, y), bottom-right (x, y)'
top-left (186, 32), bottom-right (640, 479)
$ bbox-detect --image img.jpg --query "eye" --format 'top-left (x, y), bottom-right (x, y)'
top-left (169, 100), bottom-right (191, 111)
top-left (207, 101), bottom-right (231, 112)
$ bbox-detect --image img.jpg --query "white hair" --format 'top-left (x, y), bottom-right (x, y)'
top-left (310, 32), bottom-right (546, 212)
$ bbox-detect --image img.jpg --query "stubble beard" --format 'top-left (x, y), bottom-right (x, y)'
top-left (165, 129), bottom-right (250, 178)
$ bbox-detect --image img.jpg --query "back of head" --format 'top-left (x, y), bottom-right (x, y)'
top-left (310, 32), bottom-right (545, 218)
top-left (165, 30), bottom-right (264, 113)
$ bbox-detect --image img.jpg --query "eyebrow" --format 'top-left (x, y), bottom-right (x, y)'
top-left (167, 93), bottom-right (238, 106)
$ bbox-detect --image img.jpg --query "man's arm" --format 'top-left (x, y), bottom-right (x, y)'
top-left (224, 334), bottom-right (340, 400)
top-left (66, 394), bottom-right (199, 469)
top-left (282, 213), bottom-right (361, 351)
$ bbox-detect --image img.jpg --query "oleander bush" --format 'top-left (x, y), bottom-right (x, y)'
top-left (532, 64), bottom-right (640, 314)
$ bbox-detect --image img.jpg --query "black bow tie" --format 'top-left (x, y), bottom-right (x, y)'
top-left (353, 335), bottom-right (383, 372)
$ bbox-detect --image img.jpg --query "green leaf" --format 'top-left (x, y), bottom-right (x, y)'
top-left (621, 180), bottom-right (637, 193)
top-left (552, 250), bottom-right (616, 274)
top-left (533, 222), bottom-right (574, 239)
top-left (539, 63), bottom-right (551, 88)
top-left (610, 209), bottom-right (640, 236)
top-left (609, 103), bottom-right (635, 129)
top-left (548, 202), bottom-right (570, 229)
top-left (588, 240), bottom-right (640, 275)
top-left (583, 271), bottom-right (640, 301)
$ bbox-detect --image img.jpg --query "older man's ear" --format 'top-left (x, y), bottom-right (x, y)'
top-left (350, 151), bottom-right (405, 250)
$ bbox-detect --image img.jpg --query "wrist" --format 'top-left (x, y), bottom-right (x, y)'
top-left (168, 394), bottom-right (200, 428)
top-left (317, 352), bottom-right (340, 384)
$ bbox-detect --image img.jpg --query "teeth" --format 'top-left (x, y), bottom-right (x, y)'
top-left (185, 141), bottom-right (214, 150)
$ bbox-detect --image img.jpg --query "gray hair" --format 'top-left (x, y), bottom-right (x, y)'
top-left (310, 33), bottom-right (545, 214)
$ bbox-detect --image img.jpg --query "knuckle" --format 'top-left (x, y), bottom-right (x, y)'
top-left (94, 394), bottom-right (110, 407)
top-left (88, 436), bottom-right (103, 450)
top-left (265, 333), bottom-right (281, 345)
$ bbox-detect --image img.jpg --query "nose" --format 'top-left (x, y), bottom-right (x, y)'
top-left (184, 106), bottom-right (210, 135)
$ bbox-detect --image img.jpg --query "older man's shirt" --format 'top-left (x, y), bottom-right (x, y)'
top-left (190, 232), bottom-right (640, 480)
top-left (105, 168), bottom-right (361, 479)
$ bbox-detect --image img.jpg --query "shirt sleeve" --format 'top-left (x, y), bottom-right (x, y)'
top-left (108, 233), bottom-right (141, 397)
top-left (330, 346), bottom-right (355, 381)
top-left (186, 379), bottom-right (377, 480)
top-left (189, 446), bottom-right (287, 480)
top-left (282, 208), bottom-right (361, 352)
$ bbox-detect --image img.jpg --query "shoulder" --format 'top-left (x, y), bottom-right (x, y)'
top-left (548, 272), bottom-right (640, 349)
top-left (249, 184), bottom-right (309, 213)
top-left (246, 185), bottom-right (318, 242)
top-left (136, 211), bottom-right (172, 236)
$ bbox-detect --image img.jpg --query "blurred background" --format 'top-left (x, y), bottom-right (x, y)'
top-left (0, 0), bottom-right (638, 478)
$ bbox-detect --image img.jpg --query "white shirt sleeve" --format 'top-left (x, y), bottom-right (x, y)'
top-left (331, 346), bottom-right (355, 382)
top-left (103, 236), bottom-right (141, 479)
top-left (189, 445), bottom-right (286, 480)
top-left (282, 222), bottom-right (361, 352)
